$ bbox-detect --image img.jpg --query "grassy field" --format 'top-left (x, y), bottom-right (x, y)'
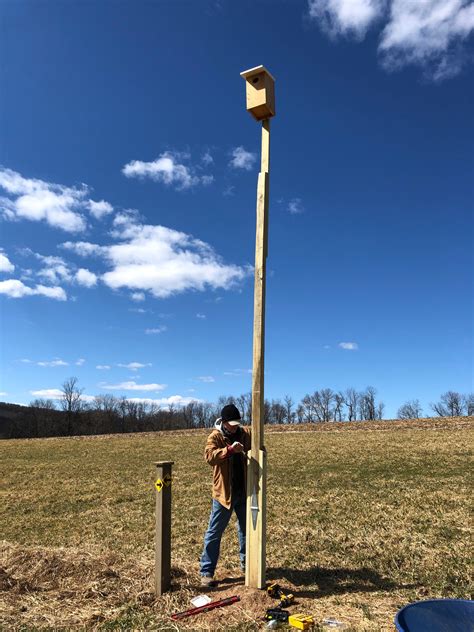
top-left (1, 417), bottom-right (472, 630)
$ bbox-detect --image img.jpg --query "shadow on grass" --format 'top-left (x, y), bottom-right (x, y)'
top-left (268, 566), bottom-right (414, 598)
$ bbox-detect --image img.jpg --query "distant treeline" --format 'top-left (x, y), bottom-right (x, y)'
top-left (1, 377), bottom-right (472, 439)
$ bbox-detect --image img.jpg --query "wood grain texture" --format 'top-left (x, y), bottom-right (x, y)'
top-left (247, 119), bottom-right (271, 589)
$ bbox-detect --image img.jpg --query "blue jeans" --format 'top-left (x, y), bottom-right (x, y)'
top-left (200, 493), bottom-right (246, 577)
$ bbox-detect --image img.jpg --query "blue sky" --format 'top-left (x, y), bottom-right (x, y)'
top-left (0, 0), bottom-right (472, 418)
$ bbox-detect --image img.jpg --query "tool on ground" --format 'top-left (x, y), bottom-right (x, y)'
top-left (265, 607), bottom-right (290, 622)
top-left (322, 617), bottom-right (345, 628)
top-left (171, 595), bottom-right (240, 620)
top-left (280, 593), bottom-right (295, 607)
top-left (267, 582), bottom-right (295, 607)
top-left (288, 613), bottom-right (315, 630)
top-left (267, 582), bottom-right (282, 598)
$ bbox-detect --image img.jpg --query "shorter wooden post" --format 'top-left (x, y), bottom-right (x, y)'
top-left (154, 460), bottom-right (174, 595)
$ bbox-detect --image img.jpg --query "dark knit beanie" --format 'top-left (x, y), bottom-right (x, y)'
top-left (221, 404), bottom-right (241, 424)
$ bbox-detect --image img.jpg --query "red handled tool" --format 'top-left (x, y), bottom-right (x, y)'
top-left (171, 595), bottom-right (240, 620)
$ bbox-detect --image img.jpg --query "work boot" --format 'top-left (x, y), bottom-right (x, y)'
top-left (200, 575), bottom-right (218, 588)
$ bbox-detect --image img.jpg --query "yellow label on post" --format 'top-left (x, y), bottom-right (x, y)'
top-left (155, 479), bottom-right (163, 492)
top-left (163, 475), bottom-right (172, 487)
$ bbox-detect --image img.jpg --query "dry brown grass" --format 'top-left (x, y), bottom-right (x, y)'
top-left (1, 417), bottom-right (473, 630)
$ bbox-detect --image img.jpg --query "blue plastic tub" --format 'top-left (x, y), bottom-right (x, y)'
top-left (395, 599), bottom-right (474, 632)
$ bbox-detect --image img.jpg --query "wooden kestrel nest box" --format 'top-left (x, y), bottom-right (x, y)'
top-left (240, 65), bottom-right (275, 121)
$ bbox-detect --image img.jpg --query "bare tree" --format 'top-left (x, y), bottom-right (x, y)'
top-left (29, 398), bottom-right (56, 410)
top-left (236, 392), bottom-right (252, 423)
top-left (312, 389), bottom-right (335, 422)
top-left (183, 401), bottom-right (197, 428)
top-left (376, 401), bottom-right (385, 420)
top-left (60, 377), bottom-right (84, 434)
top-left (359, 386), bottom-right (381, 421)
top-left (344, 388), bottom-right (359, 421)
top-left (263, 398), bottom-right (272, 424)
top-left (194, 402), bottom-right (212, 428)
top-left (334, 391), bottom-right (345, 422)
top-left (61, 377), bottom-right (83, 413)
top-left (463, 393), bottom-right (474, 416)
top-left (283, 395), bottom-right (295, 424)
top-left (29, 398), bottom-right (57, 437)
top-left (431, 391), bottom-right (465, 417)
top-left (94, 394), bottom-right (118, 413)
top-left (296, 404), bottom-right (304, 424)
top-left (301, 394), bottom-right (316, 422)
top-left (94, 394), bottom-right (119, 429)
top-left (269, 399), bottom-right (286, 424)
top-left (397, 399), bottom-right (423, 419)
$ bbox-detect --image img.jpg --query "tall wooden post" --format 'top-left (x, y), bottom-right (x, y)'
top-left (246, 120), bottom-right (270, 589)
top-left (240, 65), bottom-right (275, 590)
top-left (154, 460), bottom-right (174, 595)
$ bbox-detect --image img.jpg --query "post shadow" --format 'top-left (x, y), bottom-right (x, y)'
top-left (267, 566), bottom-right (416, 599)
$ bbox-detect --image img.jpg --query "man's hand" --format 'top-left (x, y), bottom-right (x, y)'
top-left (231, 441), bottom-right (244, 453)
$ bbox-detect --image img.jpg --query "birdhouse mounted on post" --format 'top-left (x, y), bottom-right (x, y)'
top-left (240, 65), bottom-right (275, 121)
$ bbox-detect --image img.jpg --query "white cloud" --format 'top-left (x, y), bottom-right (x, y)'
top-left (33, 284), bottom-right (67, 300)
top-left (229, 146), bottom-right (257, 170)
top-left (131, 292), bottom-right (146, 302)
top-left (223, 368), bottom-right (253, 377)
top-left (37, 359), bottom-right (69, 367)
top-left (339, 341), bottom-right (359, 350)
top-left (197, 376), bottom-right (215, 383)
top-left (129, 307), bottom-right (147, 313)
top-left (117, 362), bottom-right (151, 371)
top-left (97, 218), bottom-right (250, 299)
top-left (202, 150), bottom-right (214, 165)
top-left (30, 388), bottom-right (63, 399)
top-left (145, 326), bottom-right (167, 334)
top-left (288, 198), bottom-right (305, 214)
top-left (75, 358), bottom-right (86, 366)
top-left (61, 241), bottom-right (106, 257)
top-left (0, 279), bottom-right (67, 300)
top-left (88, 199), bottom-right (114, 220)
top-left (0, 250), bottom-right (14, 273)
top-left (0, 391), bottom-right (7, 397)
top-left (100, 380), bottom-right (167, 392)
top-left (0, 168), bottom-right (89, 232)
top-left (308, 0), bottom-right (384, 38)
top-left (122, 151), bottom-right (212, 190)
top-left (111, 209), bottom-right (142, 232)
top-left (30, 388), bottom-right (95, 403)
top-left (196, 313), bottom-right (206, 319)
top-left (21, 358), bottom-right (71, 367)
top-left (308, 0), bottom-right (474, 79)
top-left (379, 0), bottom-right (474, 80)
top-left (75, 268), bottom-right (97, 287)
top-left (96, 365), bottom-right (111, 370)
top-left (28, 253), bottom-right (73, 285)
top-left (14, 248), bottom-right (98, 294)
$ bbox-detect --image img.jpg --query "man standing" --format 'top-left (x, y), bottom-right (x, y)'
top-left (200, 403), bottom-right (251, 587)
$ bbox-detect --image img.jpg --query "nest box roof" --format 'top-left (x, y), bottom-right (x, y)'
top-left (240, 65), bottom-right (275, 82)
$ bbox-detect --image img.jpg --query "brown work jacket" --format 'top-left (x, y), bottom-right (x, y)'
top-left (204, 426), bottom-right (251, 509)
